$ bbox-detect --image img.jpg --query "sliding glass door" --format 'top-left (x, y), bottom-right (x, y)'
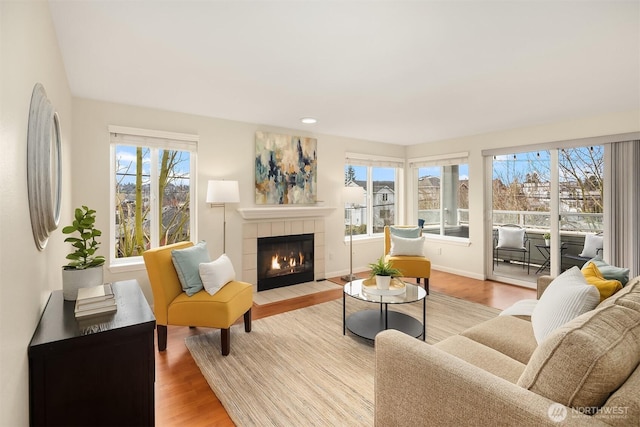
top-left (491, 151), bottom-right (551, 284)
top-left (489, 145), bottom-right (604, 286)
top-left (558, 146), bottom-right (605, 269)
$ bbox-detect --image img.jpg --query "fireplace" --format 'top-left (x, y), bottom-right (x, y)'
top-left (257, 233), bottom-right (314, 291)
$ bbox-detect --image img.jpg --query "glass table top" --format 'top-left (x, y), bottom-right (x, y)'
top-left (343, 278), bottom-right (426, 304)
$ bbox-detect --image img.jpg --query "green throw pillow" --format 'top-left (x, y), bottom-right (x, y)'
top-left (389, 226), bottom-right (421, 238)
top-left (171, 241), bottom-right (210, 296)
top-left (582, 256), bottom-right (630, 286)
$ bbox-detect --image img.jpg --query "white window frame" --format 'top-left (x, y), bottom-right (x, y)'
top-left (109, 126), bottom-right (198, 270)
top-left (409, 152), bottom-right (470, 243)
top-left (345, 153), bottom-right (404, 240)
top-left (482, 131), bottom-right (639, 281)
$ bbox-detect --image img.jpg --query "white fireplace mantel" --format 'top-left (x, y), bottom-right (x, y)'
top-left (237, 206), bottom-right (336, 220)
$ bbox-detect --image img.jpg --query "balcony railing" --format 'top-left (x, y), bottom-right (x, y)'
top-left (417, 208), bottom-right (604, 273)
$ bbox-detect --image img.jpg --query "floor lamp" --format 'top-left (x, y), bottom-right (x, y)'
top-left (342, 185), bottom-right (363, 282)
top-left (206, 180), bottom-right (240, 254)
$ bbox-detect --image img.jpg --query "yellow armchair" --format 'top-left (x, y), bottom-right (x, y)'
top-left (142, 241), bottom-right (253, 355)
top-left (384, 226), bottom-right (431, 294)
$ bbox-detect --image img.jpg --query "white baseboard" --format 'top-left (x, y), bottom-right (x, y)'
top-left (430, 264), bottom-right (486, 281)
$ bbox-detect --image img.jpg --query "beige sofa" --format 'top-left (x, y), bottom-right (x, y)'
top-left (375, 275), bottom-right (640, 426)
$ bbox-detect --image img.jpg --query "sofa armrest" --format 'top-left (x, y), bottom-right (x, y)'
top-left (537, 275), bottom-right (554, 299)
top-left (375, 330), bottom-right (604, 427)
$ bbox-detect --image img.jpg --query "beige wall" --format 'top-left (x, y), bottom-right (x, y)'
top-left (0, 2), bottom-right (73, 426)
top-left (73, 96), bottom-right (639, 300)
top-left (71, 98), bottom-right (405, 302)
top-left (406, 110), bottom-right (640, 281)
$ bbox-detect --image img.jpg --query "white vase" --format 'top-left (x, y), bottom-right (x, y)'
top-left (62, 266), bottom-right (104, 301)
top-left (545, 239), bottom-right (551, 246)
top-left (375, 275), bottom-right (391, 290)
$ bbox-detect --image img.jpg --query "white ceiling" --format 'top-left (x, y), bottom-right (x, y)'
top-left (49, 1), bottom-right (640, 146)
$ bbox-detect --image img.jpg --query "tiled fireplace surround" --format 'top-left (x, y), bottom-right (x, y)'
top-left (242, 219), bottom-right (326, 293)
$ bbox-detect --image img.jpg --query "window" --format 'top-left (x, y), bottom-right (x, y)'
top-left (109, 127), bottom-right (197, 265)
top-left (344, 154), bottom-right (403, 238)
top-left (486, 144), bottom-right (605, 282)
top-left (410, 153), bottom-right (469, 239)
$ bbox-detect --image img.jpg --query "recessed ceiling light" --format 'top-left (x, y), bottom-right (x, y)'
top-left (300, 117), bottom-right (317, 124)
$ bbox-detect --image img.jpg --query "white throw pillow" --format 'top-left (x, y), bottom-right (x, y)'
top-left (531, 266), bottom-right (600, 343)
top-left (497, 227), bottom-right (525, 249)
top-left (389, 234), bottom-right (425, 256)
top-left (199, 254), bottom-right (236, 296)
top-left (499, 299), bottom-right (538, 317)
top-left (579, 234), bottom-right (604, 258)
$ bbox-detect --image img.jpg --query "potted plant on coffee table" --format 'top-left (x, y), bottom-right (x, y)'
top-left (61, 206), bottom-right (106, 300)
top-left (368, 256), bottom-right (402, 290)
top-left (543, 232), bottom-right (551, 246)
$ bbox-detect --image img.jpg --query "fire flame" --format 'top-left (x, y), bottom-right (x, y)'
top-left (270, 252), bottom-right (305, 271)
top-left (271, 255), bottom-right (281, 270)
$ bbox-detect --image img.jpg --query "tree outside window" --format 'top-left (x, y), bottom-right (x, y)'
top-left (491, 147), bottom-right (603, 232)
top-left (113, 137), bottom-right (195, 261)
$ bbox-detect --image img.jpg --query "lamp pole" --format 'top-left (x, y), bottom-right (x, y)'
top-left (341, 203), bottom-right (357, 282)
top-left (342, 185), bottom-right (362, 282)
top-left (206, 180), bottom-right (240, 255)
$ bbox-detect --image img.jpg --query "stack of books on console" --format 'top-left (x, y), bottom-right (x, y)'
top-left (74, 283), bottom-right (117, 319)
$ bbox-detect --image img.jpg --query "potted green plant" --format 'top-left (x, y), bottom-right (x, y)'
top-left (61, 206), bottom-right (106, 300)
top-left (543, 232), bottom-right (551, 246)
top-left (368, 256), bottom-right (402, 290)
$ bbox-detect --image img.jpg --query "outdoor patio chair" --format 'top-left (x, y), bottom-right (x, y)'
top-left (562, 232), bottom-right (603, 270)
top-left (493, 224), bottom-right (531, 274)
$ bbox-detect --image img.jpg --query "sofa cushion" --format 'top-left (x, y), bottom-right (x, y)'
top-left (581, 261), bottom-right (622, 302)
top-left (531, 266), bottom-right (600, 343)
top-left (460, 315), bottom-right (538, 364)
top-left (582, 256), bottom-right (630, 286)
top-left (594, 363), bottom-right (640, 426)
top-left (518, 301), bottom-right (640, 412)
top-left (598, 276), bottom-right (640, 311)
top-left (499, 299), bottom-right (537, 318)
top-left (434, 335), bottom-right (527, 384)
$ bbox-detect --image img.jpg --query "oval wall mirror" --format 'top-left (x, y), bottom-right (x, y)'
top-left (27, 83), bottom-right (62, 250)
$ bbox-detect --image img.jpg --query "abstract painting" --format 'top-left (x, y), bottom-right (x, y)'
top-left (255, 131), bottom-right (317, 205)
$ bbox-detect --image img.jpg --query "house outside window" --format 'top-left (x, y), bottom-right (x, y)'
top-left (410, 153), bottom-right (470, 239)
top-left (109, 127), bottom-right (197, 266)
top-left (344, 154), bottom-right (402, 238)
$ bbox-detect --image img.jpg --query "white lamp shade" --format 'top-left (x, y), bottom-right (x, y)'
top-left (343, 185), bottom-right (363, 205)
top-left (206, 180), bottom-right (240, 204)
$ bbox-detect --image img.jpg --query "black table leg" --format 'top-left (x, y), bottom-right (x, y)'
top-left (422, 296), bottom-right (426, 341)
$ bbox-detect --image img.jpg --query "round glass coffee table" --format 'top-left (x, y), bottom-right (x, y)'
top-left (343, 278), bottom-right (426, 341)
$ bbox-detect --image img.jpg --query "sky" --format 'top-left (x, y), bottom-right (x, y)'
top-left (115, 145), bottom-right (191, 186)
top-left (345, 164), bottom-right (469, 181)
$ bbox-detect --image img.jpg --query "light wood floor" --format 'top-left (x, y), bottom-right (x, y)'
top-left (155, 270), bottom-right (536, 426)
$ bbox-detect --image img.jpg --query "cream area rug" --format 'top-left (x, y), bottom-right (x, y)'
top-left (185, 292), bottom-right (500, 427)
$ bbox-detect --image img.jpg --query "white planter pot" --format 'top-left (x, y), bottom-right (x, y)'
top-left (375, 275), bottom-right (391, 290)
top-left (545, 239), bottom-right (551, 246)
top-left (62, 266), bottom-right (104, 301)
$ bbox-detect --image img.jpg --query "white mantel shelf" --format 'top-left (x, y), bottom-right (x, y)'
top-left (237, 206), bottom-right (336, 220)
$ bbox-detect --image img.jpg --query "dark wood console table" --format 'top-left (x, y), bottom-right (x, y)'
top-left (28, 280), bottom-right (156, 426)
